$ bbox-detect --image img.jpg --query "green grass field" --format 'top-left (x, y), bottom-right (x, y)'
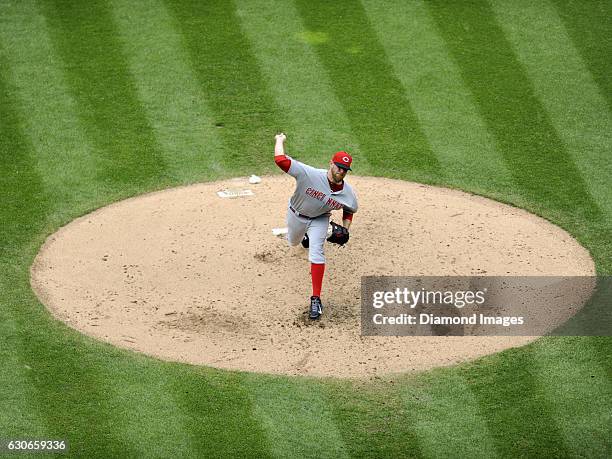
top-left (1, 0), bottom-right (610, 457)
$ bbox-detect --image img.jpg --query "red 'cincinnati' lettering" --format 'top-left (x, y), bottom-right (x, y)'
top-left (326, 197), bottom-right (343, 210)
top-left (306, 188), bottom-right (327, 201)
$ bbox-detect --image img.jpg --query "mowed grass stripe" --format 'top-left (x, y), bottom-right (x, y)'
top-left (0, 0), bottom-right (101, 217)
top-left (165, 0), bottom-right (282, 172)
top-left (426, 0), bottom-right (601, 225)
top-left (294, 0), bottom-right (441, 182)
top-left (110, 0), bottom-right (226, 183)
top-left (236, 0), bottom-right (366, 171)
top-left (0, 56), bottom-right (50, 438)
top-left (87, 358), bottom-right (200, 458)
top-left (489, 0), bottom-right (612, 218)
top-left (463, 347), bottom-right (573, 457)
top-left (323, 379), bottom-right (425, 457)
top-left (0, 59), bottom-right (139, 455)
top-left (170, 369), bottom-right (273, 458)
top-left (0, 295), bottom-right (48, 439)
top-left (551, 0), bottom-right (612, 112)
top-left (531, 337), bottom-right (612, 457)
top-left (243, 375), bottom-right (350, 459)
top-left (361, 0), bottom-right (512, 195)
top-left (401, 371), bottom-right (498, 458)
top-left (0, 59), bottom-right (50, 258)
top-left (8, 323), bottom-right (141, 456)
top-left (40, 0), bottom-right (169, 189)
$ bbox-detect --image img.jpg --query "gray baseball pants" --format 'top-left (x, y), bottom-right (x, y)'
top-left (286, 206), bottom-right (330, 264)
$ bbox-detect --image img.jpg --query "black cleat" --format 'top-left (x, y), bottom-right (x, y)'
top-left (309, 296), bottom-right (323, 320)
top-left (301, 234), bottom-right (309, 248)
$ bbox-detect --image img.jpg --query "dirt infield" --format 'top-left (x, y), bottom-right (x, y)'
top-left (31, 175), bottom-right (595, 377)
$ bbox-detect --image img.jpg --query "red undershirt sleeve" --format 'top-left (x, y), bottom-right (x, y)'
top-left (343, 210), bottom-right (354, 222)
top-left (274, 155), bottom-right (291, 173)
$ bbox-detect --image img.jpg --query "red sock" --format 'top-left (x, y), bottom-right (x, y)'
top-left (311, 263), bottom-right (325, 297)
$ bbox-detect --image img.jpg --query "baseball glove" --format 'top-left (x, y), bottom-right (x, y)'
top-left (327, 221), bottom-right (350, 246)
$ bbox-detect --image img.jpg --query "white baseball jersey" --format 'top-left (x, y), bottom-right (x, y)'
top-left (287, 159), bottom-right (358, 218)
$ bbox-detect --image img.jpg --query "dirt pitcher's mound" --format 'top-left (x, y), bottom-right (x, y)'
top-left (31, 175), bottom-right (594, 377)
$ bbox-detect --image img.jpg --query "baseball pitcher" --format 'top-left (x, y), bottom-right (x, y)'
top-left (274, 133), bottom-right (358, 319)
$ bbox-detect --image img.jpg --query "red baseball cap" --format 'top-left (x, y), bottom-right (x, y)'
top-left (332, 151), bottom-right (353, 171)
